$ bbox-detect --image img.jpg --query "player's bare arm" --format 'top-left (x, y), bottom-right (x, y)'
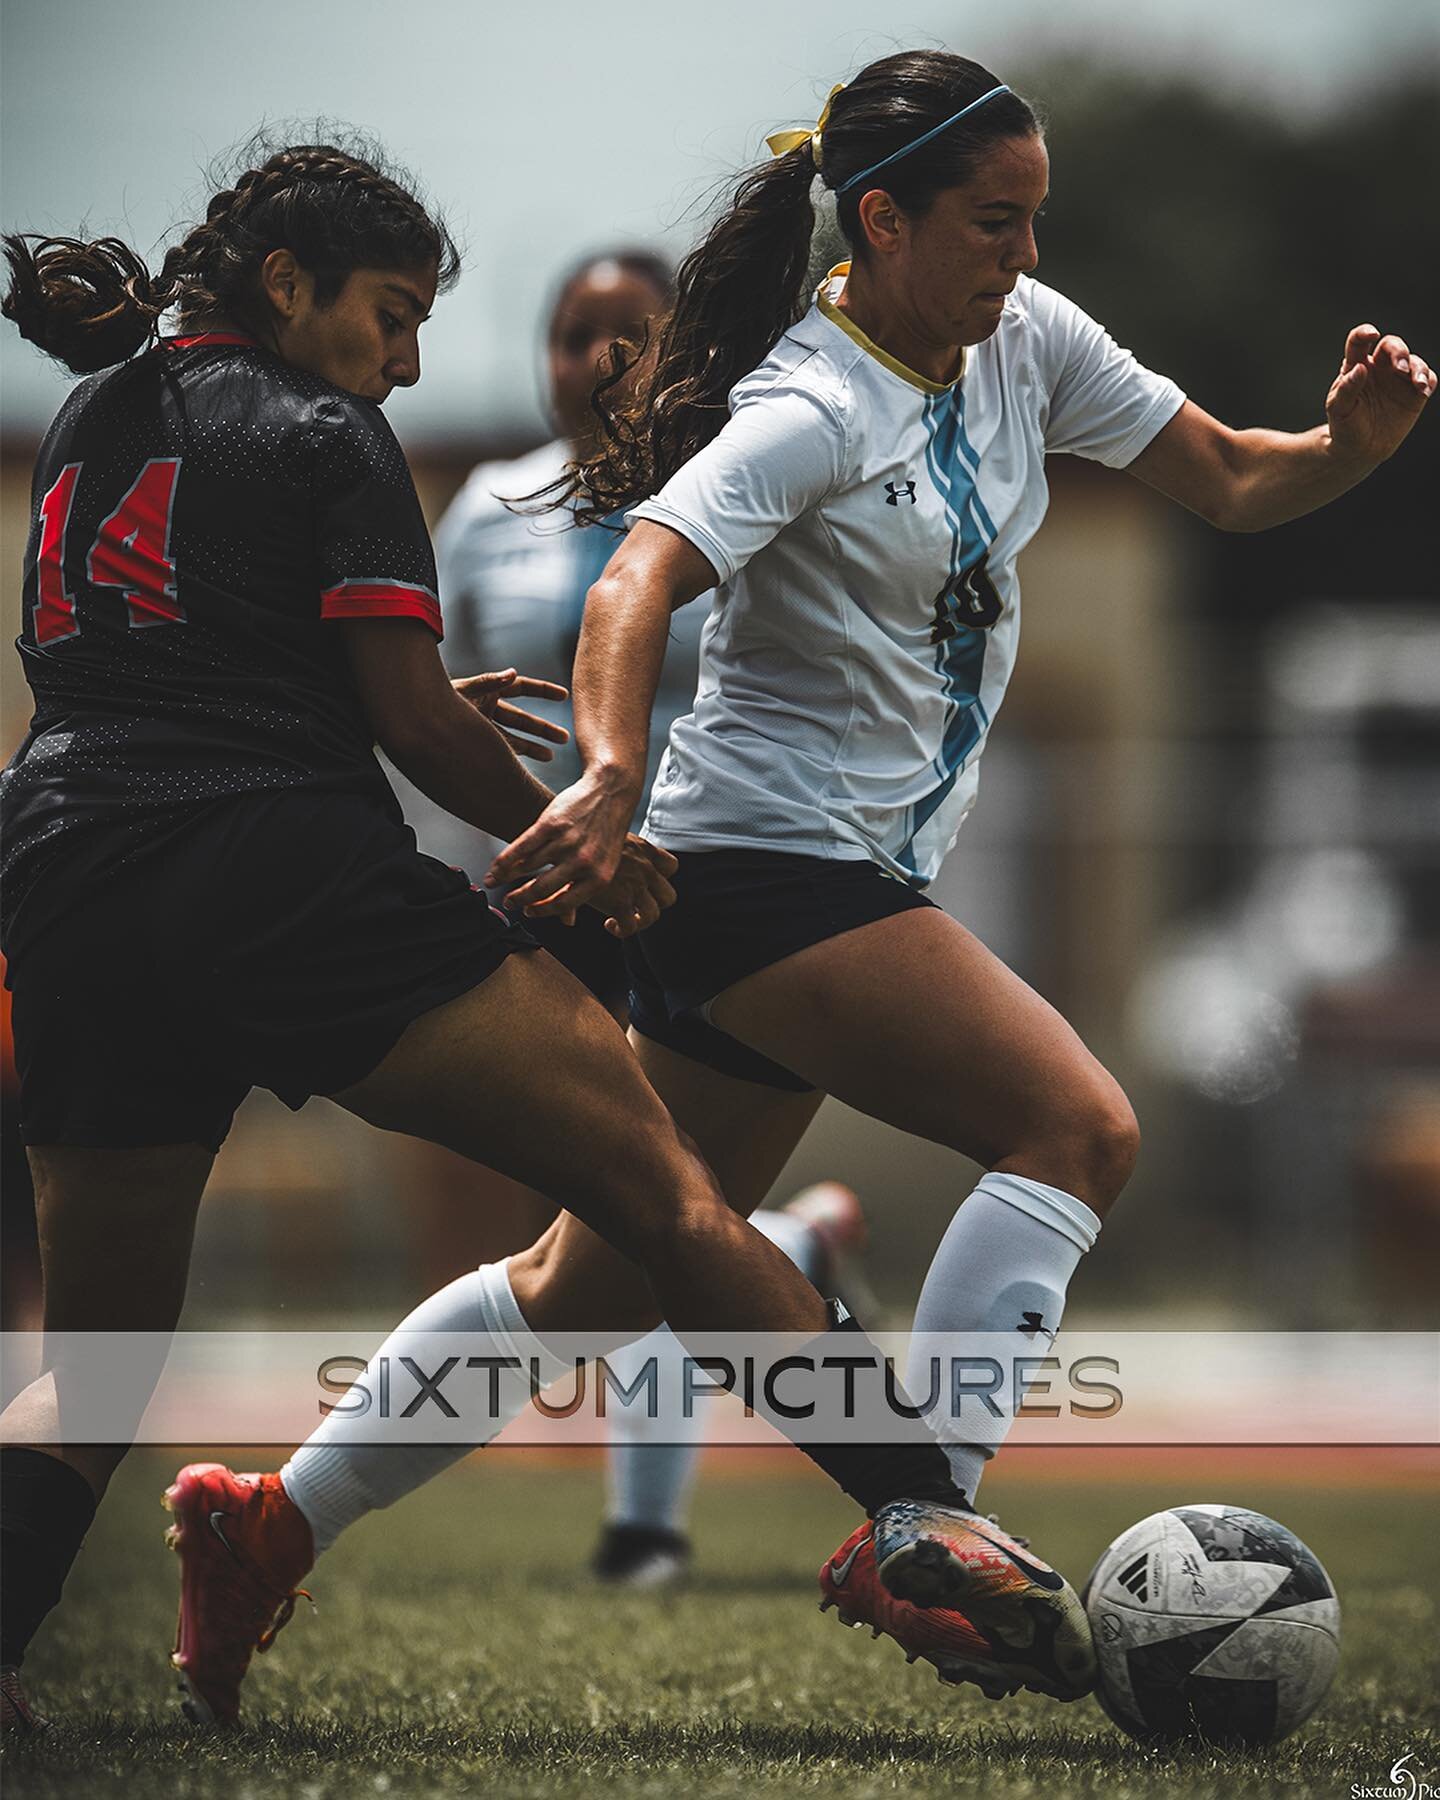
top-left (1130, 325), bottom-right (1434, 531)
top-left (344, 617), bottom-right (559, 840)
top-left (486, 520), bottom-right (713, 915)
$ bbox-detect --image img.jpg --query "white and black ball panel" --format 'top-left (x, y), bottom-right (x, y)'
top-left (1084, 1503), bottom-right (1341, 1746)
top-left (1168, 1506), bottom-right (1339, 1626)
top-left (1191, 1618), bottom-right (1341, 1721)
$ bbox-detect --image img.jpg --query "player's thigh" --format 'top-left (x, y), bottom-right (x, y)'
top-left (509, 1035), bottom-right (822, 1335)
top-left (29, 1144), bottom-right (214, 1333)
top-left (330, 949), bottom-right (703, 1251)
top-left (629, 1031), bottom-right (824, 1214)
top-left (708, 905), bottom-right (1137, 1196)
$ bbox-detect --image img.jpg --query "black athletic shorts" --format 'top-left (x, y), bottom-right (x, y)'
top-left (5, 789), bottom-right (537, 1153)
top-left (625, 849), bottom-right (936, 1092)
top-left (503, 904), bottom-right (628, 1015)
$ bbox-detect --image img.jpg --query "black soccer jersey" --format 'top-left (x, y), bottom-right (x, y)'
top-left (1, 332), bottom-right (443, 942)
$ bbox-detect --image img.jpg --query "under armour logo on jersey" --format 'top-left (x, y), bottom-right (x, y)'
top-left (884, 479), bottom-right (917, 506)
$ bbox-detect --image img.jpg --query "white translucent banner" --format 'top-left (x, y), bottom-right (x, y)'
top-left (1, 1331), bottom-right (1435, 1447)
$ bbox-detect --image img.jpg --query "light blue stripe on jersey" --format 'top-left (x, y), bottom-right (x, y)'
top-left (898, 387), bottom-right (997, 878)
top-left (952, 394), bottom-right (999, 544)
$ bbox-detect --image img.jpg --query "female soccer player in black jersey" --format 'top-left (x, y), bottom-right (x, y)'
top-left (0, 139), bottom-right (990, 1730)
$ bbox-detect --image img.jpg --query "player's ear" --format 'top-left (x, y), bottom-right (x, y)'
top-left (856, 189), bottom-right (905, 257)
top-left (259, 249), bottom-right (305, 320)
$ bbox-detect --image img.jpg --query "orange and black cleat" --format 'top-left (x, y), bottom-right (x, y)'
top-left (163, 1462), bottom-right (315, 1724)
top-left (867, 1498), bottom-right (1096, 1700)
top-left (820, 1520), bottom-right (1024, 1700)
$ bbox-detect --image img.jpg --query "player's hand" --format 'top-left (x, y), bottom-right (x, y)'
top-left (1326, 325), bottom-right (1435, 466)
top-left (587, 835), bottom-right (679, 938)
top-left (484, 766), bottom-right (644, 919)
top-left (452, 668), bottom-right (570, 762)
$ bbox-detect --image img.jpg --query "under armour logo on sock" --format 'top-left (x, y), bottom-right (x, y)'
top-left (1017, 1311), bottom-right (1055, 1341)
top-left (884, 479), bottom-right (916, 506)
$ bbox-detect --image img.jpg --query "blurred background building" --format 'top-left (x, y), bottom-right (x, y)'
top-left (3, 0), bottom-right (1437, 1333)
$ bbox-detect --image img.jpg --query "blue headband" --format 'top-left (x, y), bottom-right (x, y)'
top-left (834, 84), bottom-right (1013, 197)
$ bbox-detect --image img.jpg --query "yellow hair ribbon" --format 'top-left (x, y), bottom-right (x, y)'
top-left (765, 83), bottom-right (844, 170)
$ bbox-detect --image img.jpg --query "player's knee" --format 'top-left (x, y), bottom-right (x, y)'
top-left (583, 1118), bottom-right (721, 1260)
top-left (1065, 1081), bottom-right (1140, 1212)
top-left (1007, 1074), bottom-right (1138, 1215)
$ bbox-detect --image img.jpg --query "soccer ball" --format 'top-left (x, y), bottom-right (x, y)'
top-left (1083, 1503), bottom-right (1341, 1746)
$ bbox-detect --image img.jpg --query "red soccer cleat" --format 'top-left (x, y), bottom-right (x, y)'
top-left (1, 1665), bottom-right (49, 1733)
top-left (820, 1520), bottom-right (1024, 1700)
top-left (870, 1498), bottom-right (1096, 1700)
top-left (163, 1462), bottom-right (315, 1724)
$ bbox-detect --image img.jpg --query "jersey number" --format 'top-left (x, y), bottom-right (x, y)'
top-left (35, 457), bottom-right (184, 645)
top-left (930, 558), bottom-right (1002, 643)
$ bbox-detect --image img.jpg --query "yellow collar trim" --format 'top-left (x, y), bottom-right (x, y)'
top-left (816, 263), bottom-right (966, 396)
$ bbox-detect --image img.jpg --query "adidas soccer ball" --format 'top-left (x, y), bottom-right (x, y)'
top-left (1083, 1503), bottom-right (1341, 1746)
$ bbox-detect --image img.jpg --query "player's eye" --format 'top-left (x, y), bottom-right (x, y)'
top-left (380, 311), bottom-right (403, 335)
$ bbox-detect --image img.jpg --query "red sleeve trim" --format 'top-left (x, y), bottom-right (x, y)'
top-left (320, 580), bottom-right (443, 640)
top-left (165, 332), bottom-right (261, 350)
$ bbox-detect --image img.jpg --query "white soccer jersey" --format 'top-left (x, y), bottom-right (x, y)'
top-left (633, 266), bottom-right (1185, 885)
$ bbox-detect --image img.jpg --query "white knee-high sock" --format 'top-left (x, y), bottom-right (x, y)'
top-left (602, 1328), bottom-right (705, 1534)
top-left (281, 1258), bottom-right (568, 1552)
top-left (602, 1209), bottom-right (827, 1534)
top-left (905, 1172), bottom-right (1101, 1503)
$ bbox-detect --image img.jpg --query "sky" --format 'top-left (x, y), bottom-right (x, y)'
top-left (3, 0), bottom-right (1437, 447)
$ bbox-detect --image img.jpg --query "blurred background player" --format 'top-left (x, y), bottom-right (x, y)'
top-left (395, 247), bottom-right (876, 1587)
top-left (436, 251), bottom-right (695, 839)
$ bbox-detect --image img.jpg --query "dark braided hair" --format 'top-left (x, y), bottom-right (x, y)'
top-left (2, 135), bottom-right (459, 376)
top-left (544, 51), bottom-right (1038, 524)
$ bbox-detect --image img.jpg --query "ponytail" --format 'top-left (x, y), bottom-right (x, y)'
top-left (1, 235), bottom-right (172, 376)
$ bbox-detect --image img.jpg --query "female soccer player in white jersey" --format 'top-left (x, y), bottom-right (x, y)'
top-left (483, 43), bottom-right (1431, 1641)
top-left (258, 49), bottom-right (1430, 1711)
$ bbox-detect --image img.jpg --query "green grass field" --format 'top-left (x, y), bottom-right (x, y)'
top-left (5, 1450), bottom-right (1437, 1799)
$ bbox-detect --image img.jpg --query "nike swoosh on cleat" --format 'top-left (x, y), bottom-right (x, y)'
top-left (965, 1522), bottom-right (1066, 1591)
top-left (208, 1509), bottom-right (240, 1560)
top-left (829, 1532), bottom-right (870, 1587)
